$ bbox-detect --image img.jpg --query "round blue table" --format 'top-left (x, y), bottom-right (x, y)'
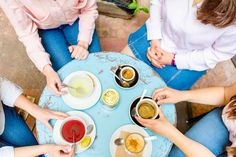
top-left (36, 52), bottom-right (176, 157)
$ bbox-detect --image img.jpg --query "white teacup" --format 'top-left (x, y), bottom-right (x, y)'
top-left (60, 116), bottom-right (87, 144)
top-left (124, 133), bottom-right (145, 155)
top-left (120, 67), bottom-right (136, 82)
top-left (136, 99), bottom-right (159, 119)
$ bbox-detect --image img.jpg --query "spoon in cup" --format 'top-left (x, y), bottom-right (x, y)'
top-left (114, 136), bottom-right (157, 146)
top-left (131, 89), bottom-right (147, 117)
top-left (109, 71), bottom-right (130, 87)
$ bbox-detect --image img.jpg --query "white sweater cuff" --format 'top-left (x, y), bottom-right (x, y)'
top-left (0, 78), bottom-right (23, 107)
top-left (175, 53), bottom-right (190, 70)
top-left (0, 146), bottom-right (14, 157)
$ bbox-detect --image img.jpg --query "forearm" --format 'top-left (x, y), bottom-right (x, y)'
top-left (14, 95), bottom-right (40, 118)
top-left (224, 83), bottom-right (236, 103)
top-left (14, 145), bottom-right (48, 157)
top-left (166, 125), bottom-right (215, 157)
top-left (43, 64), bottom-right (54, 77)
top-left (183, 87), bottom-right (225, 106)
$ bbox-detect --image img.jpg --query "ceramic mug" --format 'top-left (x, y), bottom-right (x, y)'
top-left (120, 66), bottom-right (136, 82)
top-left (136, 98), bottom-right (159, 119)
top-left (124, 133), bottom-right (145, 155)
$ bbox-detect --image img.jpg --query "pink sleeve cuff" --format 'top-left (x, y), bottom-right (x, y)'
top-left (77, 29), bottom-right (95, 45)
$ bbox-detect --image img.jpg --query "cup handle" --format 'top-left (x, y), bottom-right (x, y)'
top-left (131, 107), bottom-right (137, 117)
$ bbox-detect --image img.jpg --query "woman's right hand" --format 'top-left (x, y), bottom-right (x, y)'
top-left (135, 107), bottom-right (173, 137)
top-left (48, 144), bottom-right (74, 157)
top-left (147, 39), bottom-right (164, 68)
top-left (43, 65), bottom-right (64, 96)
top-left (152, 87), bottom-right (187, 105)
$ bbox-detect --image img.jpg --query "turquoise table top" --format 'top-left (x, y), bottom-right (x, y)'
top-left (36, 52), bottom-right (176, 157)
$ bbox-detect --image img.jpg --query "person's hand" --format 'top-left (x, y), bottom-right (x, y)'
top-left (154, 47), bottom-right (175, 65)
top-left (147, 47), bottom-right (164, 68)
top-left (69, 41), bottom-right (89, 60)
top-left (43, 65), bottom-right (64, 96)
top-left (135, 107), bottom-right (173, 137)
top-left (147, 40), bottom-right (164, 68)
top-left (152, 87), bottom-right (186, 104)
top-left (150, 39), bottom-right (161, 48)
top-left (48, 144), bottom-right (75, 157)
top-left (33, 107), bottom-right (69, 131)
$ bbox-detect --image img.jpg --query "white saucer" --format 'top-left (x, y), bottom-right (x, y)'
top-left (53, 111), bottom-right (96, 153)
top-left (62, 71), bottom-right (102, 110)
top-left (110, 124), bottom-right (152, 157)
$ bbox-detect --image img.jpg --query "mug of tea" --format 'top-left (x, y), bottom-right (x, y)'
top-left (60, 116), bottom-right (87, 144)
top-left (125, 133), bottom-right (145, 155)
top-left (136, 99), bottom-right (159, 119)
top-left (120, 67), bottom-right (136, 82)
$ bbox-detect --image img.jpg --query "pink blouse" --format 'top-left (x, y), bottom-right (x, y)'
top-left (0, 0), bottom-right (98, 72)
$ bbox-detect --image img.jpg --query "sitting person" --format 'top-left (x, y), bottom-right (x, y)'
top-left (121, 0), bottom-right (236, 90)
top-left (137, 83), bottom-right (236, 157)
top-left (0, 77), bottom-right (73, 157)
top-left (0, 0), bottom-right (101, 96)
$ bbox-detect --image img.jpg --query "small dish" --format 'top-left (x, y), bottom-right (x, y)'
top-left (67, 74), bottom-right (94, 98)
top-left (101, 88), bottom-right (120, 110)
top-left (114, 65), bottom-right (139, 89)
top-left (62, 71), bottom-right (102, 110)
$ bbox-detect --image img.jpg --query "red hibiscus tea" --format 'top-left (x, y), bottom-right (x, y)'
top-left (61, 120), bottom-right (86, 143)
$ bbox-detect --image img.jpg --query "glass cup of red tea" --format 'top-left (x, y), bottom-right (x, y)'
top-left (60, 117), bottom-right (87, 144)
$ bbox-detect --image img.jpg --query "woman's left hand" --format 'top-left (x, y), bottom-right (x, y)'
top-left (155, 47), bottom-right (175, 65)
top-left (34, 107), bottom-right (69, 131)
top-left (69, 45), bottom-right (89, 60)
top-left (69, 41), bottom-right (89, 60)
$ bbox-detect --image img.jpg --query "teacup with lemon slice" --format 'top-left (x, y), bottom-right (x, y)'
top-left (53, 111), bottom-right (96, 153)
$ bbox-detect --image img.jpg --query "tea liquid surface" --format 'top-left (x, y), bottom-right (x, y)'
top-left (62, 120), bottom-right (85, 143)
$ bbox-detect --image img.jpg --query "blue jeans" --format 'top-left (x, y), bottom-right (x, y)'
top-left (0, 105), bottom-right (44, 157)
top-left (168, 108), bottom-right (229, 157)
top-left (128, 24), bottom-right (206, 90)
top-left (39, 19), bottom-right (101, 71)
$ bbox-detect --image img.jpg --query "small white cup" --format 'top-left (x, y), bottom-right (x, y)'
top-left (120, 67), bottom-right (136, 82)
top-left (124, 133), bottom-right (145, 155)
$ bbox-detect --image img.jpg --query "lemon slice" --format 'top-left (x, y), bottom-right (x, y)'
top-left (79, 136), bottom-right (91, 148)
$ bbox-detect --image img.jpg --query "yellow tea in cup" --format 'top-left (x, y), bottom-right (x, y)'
top-left (125, 133), bottom-right (145, 154)
top-left (120, 67), bottom-right (135, 82)
top-left (136, 99), bottom-right (159, 119)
